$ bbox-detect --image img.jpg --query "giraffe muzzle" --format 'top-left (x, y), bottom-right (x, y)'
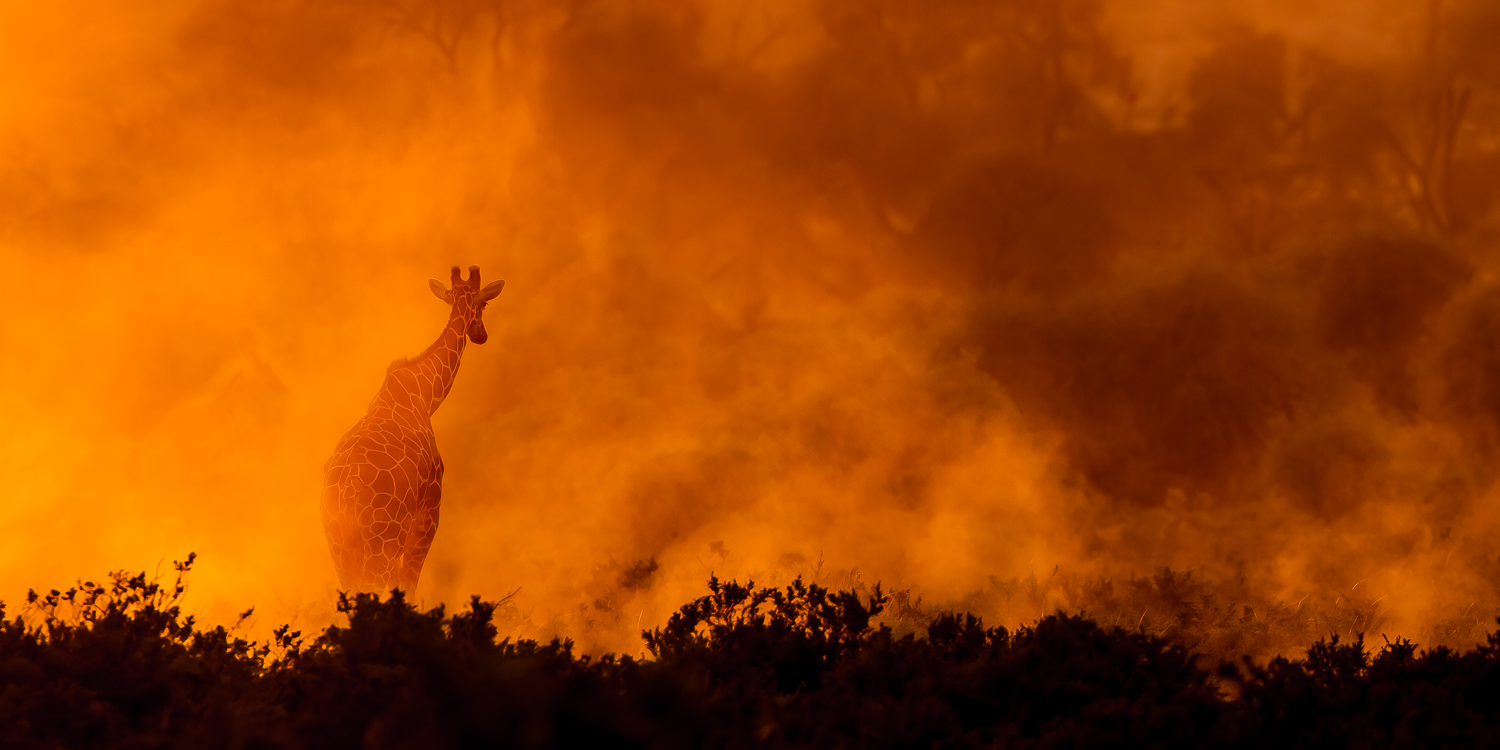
top-left (468, 320), bottom-right (489, 345)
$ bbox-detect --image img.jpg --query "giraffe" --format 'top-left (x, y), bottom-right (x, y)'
top-left (321, 265), bottom-right (504, 592)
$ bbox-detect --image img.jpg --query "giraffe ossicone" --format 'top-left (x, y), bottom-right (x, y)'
top-left (321, 265), bottom-right (504, 592)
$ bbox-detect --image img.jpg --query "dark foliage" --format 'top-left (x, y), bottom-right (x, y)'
top-left (7, 559), bottom-right (1500, 747)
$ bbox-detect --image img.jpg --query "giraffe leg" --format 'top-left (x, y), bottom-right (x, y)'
top-left (399, 482), bottom-right (442, 590)
top-left (399, 513), bottom-right (438, 591)
top-left (330, 529), bottom-right (367, 591)
top-left (321, 482), bottom-right (370, 591)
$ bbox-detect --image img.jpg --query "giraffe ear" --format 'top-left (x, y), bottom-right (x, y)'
top-left (429, 279), bottom-right (453, 304)
top-left (479, 279), bottom-right (505, 301)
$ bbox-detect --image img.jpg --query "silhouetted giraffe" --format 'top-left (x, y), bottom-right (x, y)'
top-left (321, 265), bottom-right (504, 592)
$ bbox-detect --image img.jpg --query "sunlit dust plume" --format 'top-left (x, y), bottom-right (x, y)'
top-left (5, 0), bottom-right (1500, 660)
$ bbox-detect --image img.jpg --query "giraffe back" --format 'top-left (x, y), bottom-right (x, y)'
top-left (321, 369), bottom-right (445, 591)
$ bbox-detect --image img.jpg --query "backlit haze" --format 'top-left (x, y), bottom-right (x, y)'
top-left (5, 0), bottom-right (1500, 657)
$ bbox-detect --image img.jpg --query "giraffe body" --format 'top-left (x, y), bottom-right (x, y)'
top-left (321, 266), bottom-right (503, 592)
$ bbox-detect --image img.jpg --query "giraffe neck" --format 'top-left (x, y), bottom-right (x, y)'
top-left (376, 301), bottom-right (475, 418)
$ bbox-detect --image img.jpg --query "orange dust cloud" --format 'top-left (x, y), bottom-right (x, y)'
top-left (5, 0), bottom-right (1500, 658)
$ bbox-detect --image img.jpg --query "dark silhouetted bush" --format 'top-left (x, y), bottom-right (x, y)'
top-left (7, 557), bottom-right (1500, 747)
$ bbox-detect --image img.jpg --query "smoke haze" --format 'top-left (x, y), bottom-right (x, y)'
top-left (5, 0), bottom-right (1500, 656)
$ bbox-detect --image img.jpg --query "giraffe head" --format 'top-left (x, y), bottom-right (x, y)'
top-left (429, 265), bottom-right (505, 344)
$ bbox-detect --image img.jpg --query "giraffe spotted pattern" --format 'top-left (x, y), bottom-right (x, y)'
top-left (322, 265), bottom-right (504, 592)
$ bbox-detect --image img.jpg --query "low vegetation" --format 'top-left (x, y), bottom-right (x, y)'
top-left (2, 556), bottom-right (1499, 748)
